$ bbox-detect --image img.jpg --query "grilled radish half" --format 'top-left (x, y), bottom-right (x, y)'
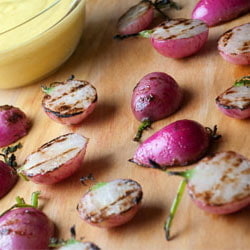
top-left (18, 133), bottom-right (88, 184)
top-left (148, 18), bottom-right (208, 58)
top-left (42, 79), bottom-right (97, 125)
top-left (218, 23), bottom-right (250, 65)
top-left (216, 76), bottom-right (250, 119)
top-left (77, 179), bottom-right (143, 228)
top-left (165, 151), bottom-right (250, 240)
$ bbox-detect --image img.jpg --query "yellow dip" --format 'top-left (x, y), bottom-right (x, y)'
top-left (0, 0), bottom-right (85, 88)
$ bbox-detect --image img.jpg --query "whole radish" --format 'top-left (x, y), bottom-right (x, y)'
top-left (42, 76), bottom-right (97, 125)
top-left (192, 0), bottom-right (250, 27)
top-left (216, 76), bottom-right (250, 119)
top-left (116, 0), bottom-right (180, 35)
top-left (50, 225), bottom-right (100, 250)
top-left (0, 192), bottom-right (54, 249)
top-left (130, 119), bottom-right (221, 169)
top-left (0, 143), bottom-right (22, 198)
top-left (77, 179), bottom-right (143, 228)
top-left (131, 72), bottom-right (182, 141)
top-left (161, 151), bottom-right (250, 240)
top-left (18, 133), bottom-right (88, 184)
top-left (0, 105), bottom-right (30, 148)
top-left (218, 23), bottom-right (250, 65)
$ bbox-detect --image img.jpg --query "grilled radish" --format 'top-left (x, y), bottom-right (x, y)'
top-left (77, 179), bottom-right (143, 228)
top-left (148, 18), bottom-right (208, 58)
top-left (117, 1), bottom-right (154, 35)
top-left (216, 76), bottom-right (250, 119)
top-left (42, 78), bottom-right (97, 125)
top-left (18, 133), bottom-right (88, 184)
top-left (59, 241), bottom-right (101, 250)
top-left (218, 23), bottom-right (250, 65)
top-left (164, 151), bottom-right (250, 240)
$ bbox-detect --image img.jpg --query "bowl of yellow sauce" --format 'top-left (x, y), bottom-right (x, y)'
top-left (0, 0), bottom-right (86, 89)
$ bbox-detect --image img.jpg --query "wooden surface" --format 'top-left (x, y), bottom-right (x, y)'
top-left (1, 0), bottom-right (250, 249)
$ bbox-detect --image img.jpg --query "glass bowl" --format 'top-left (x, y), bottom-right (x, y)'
top-left (0, 0), bottom-right (86, 89)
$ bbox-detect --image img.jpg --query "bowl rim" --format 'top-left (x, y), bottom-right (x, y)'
top-left (0, 0), bottom-right (84, 54)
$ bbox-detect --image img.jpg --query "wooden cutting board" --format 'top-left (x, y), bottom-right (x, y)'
top-left (0, 0), bottom-right (249, 249)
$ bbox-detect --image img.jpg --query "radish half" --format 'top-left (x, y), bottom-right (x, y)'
top-left (164, 151), bottom-right (250, 240)
top-left (130, 119), bottom-right (220, 169)
top-left (42, 78), bottom-right (97, 125)
top-left (131, 72), bottom-right (182, 141)
top-left (216, 76), bottom-right (250, 119)
top-left (77, 179), bottom-right (143, 228)
top-left (117, 1), bottom-right (154, 35)
top-left (148, 18), bottom-right (209, 58)
top-left (18, 133), bottom-right (88, 184)
top-left (0, 192), bottom-right (54, 250)
top-left (218, 23), bottom-right (250, 65)
top-left (0, 105), bottom-right (30, 148)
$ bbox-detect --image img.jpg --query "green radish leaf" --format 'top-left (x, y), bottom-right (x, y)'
top-left (90, 182), bottom-right (107, 191)
top-left (41, 86), bottom-right (54, 94)
top-left (234, 76), bottom-right (250, 87)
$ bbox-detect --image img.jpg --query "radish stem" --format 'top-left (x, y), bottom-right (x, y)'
top-left (164, 179), bottom-right (187, 240)
top-left (134, 119), bottom-right (152, 141)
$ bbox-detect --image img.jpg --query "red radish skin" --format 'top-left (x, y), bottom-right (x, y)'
top-left (188, 151), bottom-right (250, 214)
top-left (192, 0), bottom-right (250, 27)
top-left (218, 23), bottom-right (250, 65)
top-left (117, 1), bottom-right (154, 35)
top-left (77, 179), bottom-right (143, 228)
top-left (19, 133), bottom-right (88, 185)
top-left (131, 72), bottom-right (182, 122)
top-left (0, 207), bottom-right (54, 250)
top-left (131, 119), bottom-right (215, 169)
top-left (216, 82), bottom-right (250, 119)
top-left (0, 105), bottom-right (30, 148)
top-left (149, 19), bottom-right (208, 58)
top-left (0, 161), bottom-right (18, 198)
top-left (42, 79), bottom-right (97, 125)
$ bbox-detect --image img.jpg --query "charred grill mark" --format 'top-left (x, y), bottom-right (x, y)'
top-left (241, 169), bottom-right (250, 175)
top-left (25, 147), bottom-right (78, 172)
top-left (7, 111), bottom-right (24, 124)
top-left (239, 41), bottom-right (250, 52)
top-left (84, 188), bottom-right (141, 223)
top-left (40, 135), bottom-right (68, 149)
top-left (221, 30), bottom-right (233, 47)
top-left (0, 105), bottom-right (13, 111)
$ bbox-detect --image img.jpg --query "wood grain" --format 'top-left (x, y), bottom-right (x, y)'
top-left (0, 0), bottom-right (249, 249)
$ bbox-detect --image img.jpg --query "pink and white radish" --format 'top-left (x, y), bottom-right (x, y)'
top-left (77, 179), bottom-right (143, 228)
top-left (115, 18), bottom-right (208, 58)
top-left (216, 76), bottom-right (250, 119)
top-left (42, 76), bottom-right (97, 125)
top-left (116, 0), bottom-right (180, 36)
top-left (0, 143), bottom-right (22, 198)
top-left (117, 1), bottom-right (154, 35)
top-left (218, 23), bottom-right (250, 65)
top-left (131, 72), bottom-right (182, 141)
top-left (0, 192), bottom-right (54, 249)
top-left (0, 105), bottom-right (30, 148)
top-left (149, 18), bottom-right (209, 58)
top-left (130, 119), bottom-right (220, 169)
top-left (18, 133), bottom-right (88, 184)
top-left (163, 151), bottom-right (250, 240)
top-left (192, 0), bottom-right (250, 27)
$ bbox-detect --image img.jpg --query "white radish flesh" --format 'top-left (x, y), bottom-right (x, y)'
top-left (19, 133), bottom-right (88, 184)
top-left (77, 179), bottom-right (143, 228)
top-left (150, 18), bottom-right (208, 58)
top-left (218, 23), bottom-right (250, 65)
top-left (42, 80), bottom-right (97, 125)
